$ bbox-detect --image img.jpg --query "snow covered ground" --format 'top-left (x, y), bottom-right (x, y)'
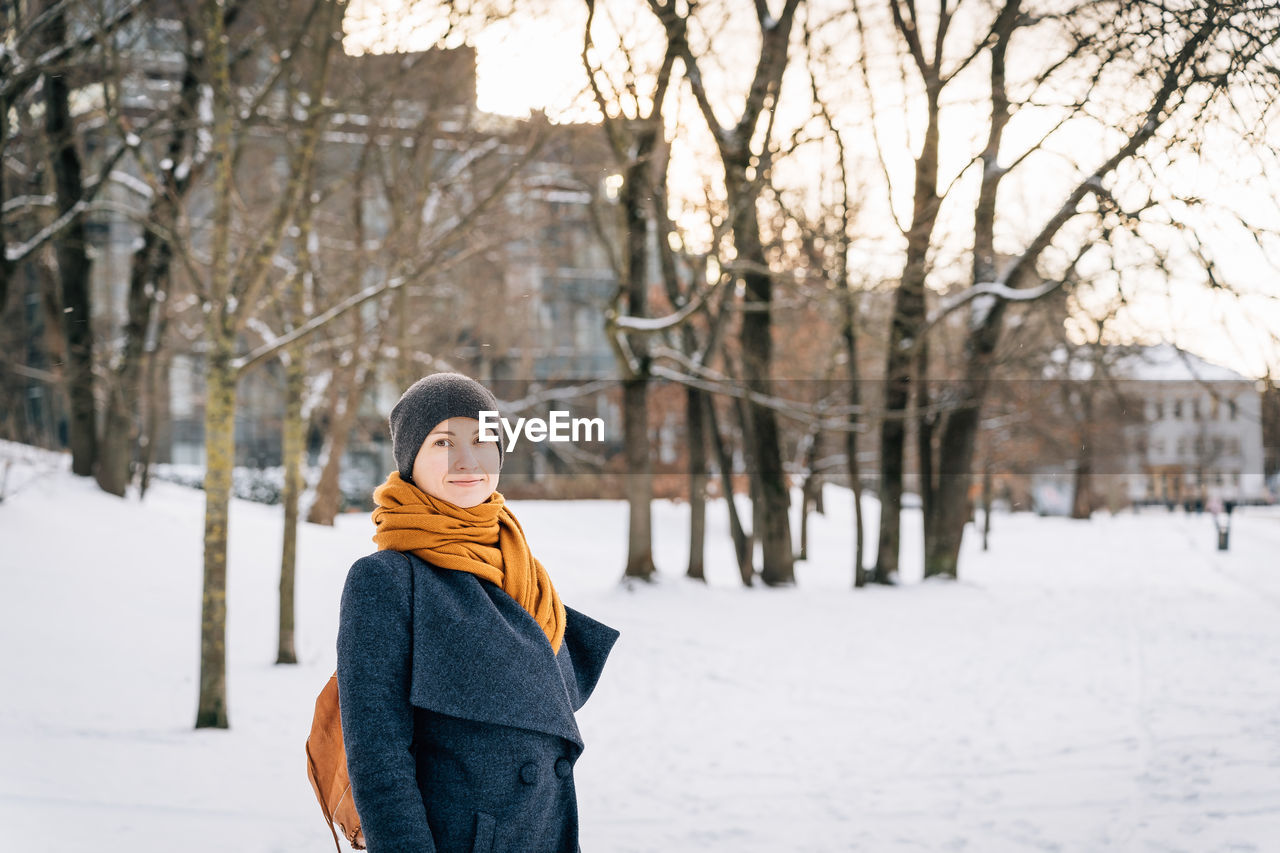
top-left (3, 443), bottom-right (1280, 852)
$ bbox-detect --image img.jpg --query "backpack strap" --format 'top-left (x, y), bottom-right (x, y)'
top-left (306, 728), bottom-right (344, 853)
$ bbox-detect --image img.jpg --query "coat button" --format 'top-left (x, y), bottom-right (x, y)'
top-left (519, 761), bottom-right (539, 785)
top-left (554, 757), bottom-right (572, 779)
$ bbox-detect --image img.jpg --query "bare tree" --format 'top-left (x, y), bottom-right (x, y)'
top-left (841, 0), bottom-right (1279, 578)
top-left (191, 0), bottom-right (344, 729)
top-left (1, 0), bottom-right (143, 308)
top-left (581, 0), bottom-right (686, 582)
top-left (848, 0), bottom-right (982, 583)
top-left (648, 0), bottom-right (804, 586)
top-left (1, 0), bottom-right (146, 473)
top-left (264, 42), bottom-right (546, 663)
top-left (298, 45), bottom-right (540, 525)
top-left (95, 7), bottom-right (219, 497)
top-left (799, 19), bottom-right (870, 586)
top-left (42, 5), bottom-right (98, 476)
top-left (921, 0), bottom-right (1279, 577)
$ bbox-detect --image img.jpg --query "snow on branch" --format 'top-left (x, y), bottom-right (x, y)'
top-left (930, 277), bottom-right (1064, 326)
top-left (608, 283), bottom-right (710, 333)
top-left (107, 170), bottom-right (155, 200)
top-left (422, 138), bottom-right (502, 226)
top-left (648, 362), bottom-right (871, 433)
top-left (231, 274), bottom-right (404, 374)
top-left (2, 194), bottom-right (54, 215)
top-left (754, 0), bottom-right (776, 29)
top-left (496, 378), bottom-right (621, 417)
top-left (4, 199), bottom-right (87, 263)
top-left (1, 0), bottom-right (145, 99)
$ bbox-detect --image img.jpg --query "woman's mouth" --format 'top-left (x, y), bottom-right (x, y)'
top-left (450, 478), bottom-right (485, 487)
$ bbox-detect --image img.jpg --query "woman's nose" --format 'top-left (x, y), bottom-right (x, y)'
top-left (453, 444), bottom-right (479, 469)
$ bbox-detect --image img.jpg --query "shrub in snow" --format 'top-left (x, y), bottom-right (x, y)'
top-left (151, 463), bottom-right (376, 510)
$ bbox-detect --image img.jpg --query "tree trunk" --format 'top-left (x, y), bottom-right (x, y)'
top-left (307, 358), bottom-right (370, 526)
top-left (826, 170), bottom-right (867, 587)
top-left (277, 356), bottom-right (304, 664)
top-left (137, 283), bottom-right (171, 499)
top-left (919, 1), bottom-right (1019, 578)
top-left (705, 392), bottom-right (752, 585)
top-left (797, 428), bottom-right (822, 561)
top-left (619, 161), bottom-right (656, 581)
top-left (874, 79), bottom-right (942, 583)
top-left (190, 0), bottom-right (341, 729)
top-left (99, 53), bottom-right (196, 497)
top-left (798, 477), bottom-right (812, 561)
top-left (839, 322), bottom-right (870, 589)
top-left (137, 324), bottom-right (168, 500)
top-left (732, 391), bottom-right (760, 561)
top-left (1071, 435), bottom-right (1093, 520)
top-left (196, 342), bottom-right (235, 729)
top-left (918, 365), bottom-right (940, 566)
top-left (97, 229), bottom-right (174, 495)
top-left (0, 95), bottom-right (10, 313)
top-left (735, 238), bottom-right (793, 585)
top-left (44, 18), bottom-right (96, 477)
top-left (981, 461), bottom-right (992, 551)
top-left (196, 0), bottom-right (234, 730)
top-left (622, 375), bottom-right (656, 579)
top-left (278, 171), bottom-right (320, 662)
top-left (850, 428), bottom-right (867, 588)
top-left (685, 385), bottom-right (707, 581)
top-left (923, 394), bottom-right (982, 578)
top-left (874, 403), bottom-right (906, 583)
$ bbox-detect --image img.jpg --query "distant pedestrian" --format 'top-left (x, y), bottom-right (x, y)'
top-left (337, 372), bottom-right (620, 852)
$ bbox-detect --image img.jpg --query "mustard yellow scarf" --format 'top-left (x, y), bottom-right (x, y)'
top-left (370, 472), bottom-right (566, 654)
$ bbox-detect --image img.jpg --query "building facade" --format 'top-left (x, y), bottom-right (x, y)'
top-left (1118, 345), bottom-right (1268, 504)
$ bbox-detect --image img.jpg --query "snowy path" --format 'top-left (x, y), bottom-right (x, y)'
top-left (1, 458), bottom-right (1278, 851)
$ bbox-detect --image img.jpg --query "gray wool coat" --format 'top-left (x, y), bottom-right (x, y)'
top-left (336, 549), bottom-right (619, 853)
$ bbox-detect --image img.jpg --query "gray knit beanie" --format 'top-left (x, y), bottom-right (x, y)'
top-left (388, 372), bottom-right (503, 482)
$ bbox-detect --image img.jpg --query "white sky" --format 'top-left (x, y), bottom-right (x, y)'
top-left (343, 0), bottom-right (1280, 381)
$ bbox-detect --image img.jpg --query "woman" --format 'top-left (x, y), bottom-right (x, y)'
top-left (337, 372), bottom-right (620, 853)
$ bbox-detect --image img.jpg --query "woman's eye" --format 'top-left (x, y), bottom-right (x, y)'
top-left (434, 438), bottom-right (451, 447)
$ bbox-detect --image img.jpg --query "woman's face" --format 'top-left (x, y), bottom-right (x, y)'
top-left (411, 417), bottom-right (501, 508)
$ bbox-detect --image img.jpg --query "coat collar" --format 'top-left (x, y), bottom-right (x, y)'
top-left (403, 554), bottom-right (618, 750)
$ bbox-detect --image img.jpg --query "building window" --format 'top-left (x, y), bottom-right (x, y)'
top-left (1192, 398), bottom-right (1202, 420)
top-left (1228, 399), bottom-right (1238, 420)
top-left (1174, 399), bottom-right (1183, 419)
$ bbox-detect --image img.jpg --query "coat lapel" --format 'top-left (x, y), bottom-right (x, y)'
top-left (561, 604), bottom-right (620, 711)
top-left (405, 555), bottom-right (616, 749)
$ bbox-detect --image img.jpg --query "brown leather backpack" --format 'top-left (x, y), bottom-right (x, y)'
top-left (305, 673), bottom-right (365, 850)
